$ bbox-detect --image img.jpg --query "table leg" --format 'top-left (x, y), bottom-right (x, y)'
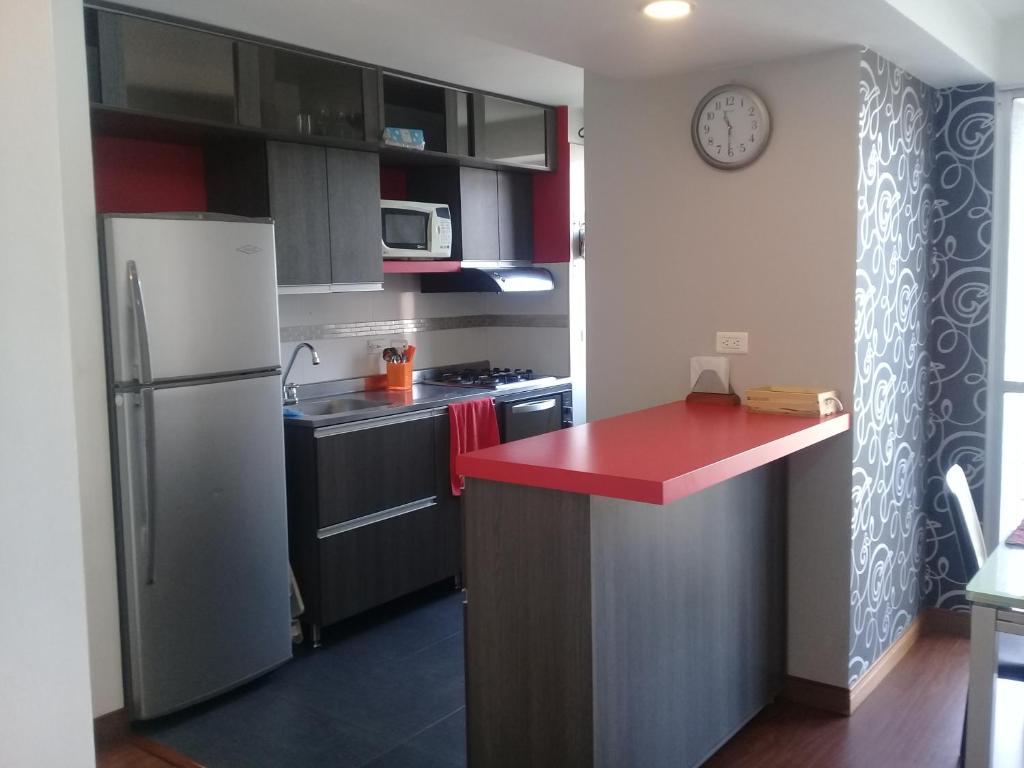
top-left (965, 605), bottom-right (998, 768)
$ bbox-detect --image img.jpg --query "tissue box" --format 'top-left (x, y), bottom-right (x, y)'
top-left (745, 386), bottom-right (843, 417)
top-left (382, 127), bottom-right (426, 151)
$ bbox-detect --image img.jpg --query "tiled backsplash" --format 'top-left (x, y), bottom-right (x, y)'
top-left (281, 313), bottom-right (568, 342)
top-left (279, 264), bottom-right (573, 383)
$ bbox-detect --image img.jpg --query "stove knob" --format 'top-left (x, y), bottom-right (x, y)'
top-left (525, 369), bottom-right (533, 375)
top-left (503, 368), bottom-right (511, 373)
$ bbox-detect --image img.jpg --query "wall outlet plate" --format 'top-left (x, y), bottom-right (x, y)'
top-left (716, 331), bottom-right (748, 354)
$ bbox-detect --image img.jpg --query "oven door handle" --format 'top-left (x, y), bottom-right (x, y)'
top-left (510, 397), bottom-right (558, 414)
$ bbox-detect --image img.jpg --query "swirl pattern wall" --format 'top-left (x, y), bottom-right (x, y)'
top-left (922, 84), bottom-right (995, 612)
top-left (853, 53), bottom-right (994, 683)
top-left (852, 51), bottom-right (932, 684)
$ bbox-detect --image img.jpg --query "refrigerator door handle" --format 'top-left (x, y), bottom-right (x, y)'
top-left (141, 386), bottom-right (157, 585)
top-left (127, 259), bottom-right (153, 386)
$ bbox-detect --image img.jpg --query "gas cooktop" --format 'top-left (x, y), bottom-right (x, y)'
top-left (426, 367), bottom-right (557, 391)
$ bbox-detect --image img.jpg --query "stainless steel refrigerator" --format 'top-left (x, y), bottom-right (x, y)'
top-left (101, 213), bottom-right (291, 720)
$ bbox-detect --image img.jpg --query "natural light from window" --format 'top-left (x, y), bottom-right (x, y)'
top-left (1000, 98), bottom-right (1024, 540)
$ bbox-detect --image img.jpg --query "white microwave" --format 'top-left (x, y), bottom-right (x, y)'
top-left (381, 200), bottom-right (453, 259)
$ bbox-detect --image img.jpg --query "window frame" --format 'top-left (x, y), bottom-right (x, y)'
top-left (985, 88), bottom-right (1024, 548)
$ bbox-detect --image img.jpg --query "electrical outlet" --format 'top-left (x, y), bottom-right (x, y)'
top-left (366, 338), bottom-right (388, 356)
top-left (716, 331), bottom-right (748, 354)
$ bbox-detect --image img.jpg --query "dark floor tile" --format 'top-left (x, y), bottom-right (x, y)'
top-left (399, 708), bottom-right (467, 767)
top-left (275, 633), bottom-right (465, 755)
top-left (142, 589), bottom-right (467, 768)
top-left (145, 685), bottom-right (383, 768)
top-left (360, 742), bottom-right (461, 768)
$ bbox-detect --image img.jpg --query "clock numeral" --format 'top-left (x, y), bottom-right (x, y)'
top-left (706, 111), bottom-right (714, 121)
top-left (725, 96), bottom-right (735, 106)
top-left (715, 145), bottom-right (722, 155)
top-left (707, 135), bottom-right (714, 145)
top-left (703, 123), bottom-right (710, 134)
top-left (741, 98), bottom-right (745, 107)
top-left (751, 121), bottom-right (758, 130)
top-left (714, 100), bottom-right (721, 110)
top-left (749, 107), bottom-right (756, 117)
top-left (739, 143), bottom-right (746, 152)
top-left (728, 147), bottom-right (734, 157)
top-left (750, 134), bottom-right (755, 143)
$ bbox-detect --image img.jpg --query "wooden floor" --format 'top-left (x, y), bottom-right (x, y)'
top-left (98, 630), bottom-right (1023, 768)
top-left (707, 630), bottom-right (970, 767)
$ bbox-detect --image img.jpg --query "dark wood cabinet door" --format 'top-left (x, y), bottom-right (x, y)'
top-left (459, 168), bottom-right (500, 262)
top-left (318, 501), bottom-right (459, 625)
top-left (497, 171), bottom-right (534, 262)
top-left (94, 11), bottom-right (237, 125)
top-left (326, 148), bottom-right (383, 286)
top-left (266, 142), bottom-right (332, 286)
top-left (314, 413), bottom-right (437, 529)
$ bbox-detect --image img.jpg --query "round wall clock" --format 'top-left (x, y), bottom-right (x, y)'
top-left (691, 85), bottom-right (771, 170)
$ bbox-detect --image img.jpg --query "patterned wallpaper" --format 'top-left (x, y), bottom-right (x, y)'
top-left (922, 84), bottom-right (996, 612)
top-left (851, 51), bottom-right (933, 684)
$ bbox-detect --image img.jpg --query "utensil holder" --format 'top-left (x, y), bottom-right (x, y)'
top-left (386, 361), bottom-right (413, 391)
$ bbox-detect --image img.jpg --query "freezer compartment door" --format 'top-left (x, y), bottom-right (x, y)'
top-left (116, 373), bottom-right (291, 719)
top-left (104, 215), bottom-right (281, 384)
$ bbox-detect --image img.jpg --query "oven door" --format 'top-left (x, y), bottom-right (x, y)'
top-left (499, 393), bottom-right (564, 443)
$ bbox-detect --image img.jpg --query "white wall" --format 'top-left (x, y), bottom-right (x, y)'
top-left (1000, 17), bottom-right (1024, 87)
top-left (585, 47), bottom-right (860, 687)
top-left (55, 0), bottom-right (123, 717)
top-left (0, 0), bottom-right (99, 762)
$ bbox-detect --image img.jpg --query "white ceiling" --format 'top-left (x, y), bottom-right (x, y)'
top-left (119, 0), bottom-right (1013, 107)
top-left (975, 0), bottom-right (1024, 20)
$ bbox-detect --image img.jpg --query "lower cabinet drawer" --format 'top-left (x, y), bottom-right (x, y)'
top-left (318, 500), bottom-right (459, 626)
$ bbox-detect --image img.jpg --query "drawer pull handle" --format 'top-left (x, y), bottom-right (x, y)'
top-left (317, 496), bottom-right (438, 539)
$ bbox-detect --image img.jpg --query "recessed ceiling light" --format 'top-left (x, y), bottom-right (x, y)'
top-left (643, 0), bottom-right (692, 20)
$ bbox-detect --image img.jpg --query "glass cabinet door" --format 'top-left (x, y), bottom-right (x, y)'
top-left (254, 47), bottom-right (368, 141)
top-left (95, 11), bottom-right (237, 124)
top-left (477, 95), bottom-right (550, 168)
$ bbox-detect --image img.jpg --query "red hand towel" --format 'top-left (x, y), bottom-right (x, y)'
top-left (449, 398), bottom-right (500, 496)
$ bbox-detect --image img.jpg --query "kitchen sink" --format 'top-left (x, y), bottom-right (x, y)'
top-left (294, 398), bottom-right (383, 416)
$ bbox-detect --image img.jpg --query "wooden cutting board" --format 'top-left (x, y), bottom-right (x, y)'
top-left (745, 386), bottom-right (843, 417)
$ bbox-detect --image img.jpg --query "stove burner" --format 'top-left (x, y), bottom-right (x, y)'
top-left (429, 367), bottom-right (556, 391)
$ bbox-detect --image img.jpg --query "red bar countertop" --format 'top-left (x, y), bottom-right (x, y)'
top-left (457, 401), bottom-right (851, 505)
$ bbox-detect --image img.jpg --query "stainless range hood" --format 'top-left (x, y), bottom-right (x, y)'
top-left (420, 266), bottom-right (555, 293)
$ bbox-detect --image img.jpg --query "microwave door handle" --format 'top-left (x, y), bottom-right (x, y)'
top-left (127, 260), bottom-right (153, 385)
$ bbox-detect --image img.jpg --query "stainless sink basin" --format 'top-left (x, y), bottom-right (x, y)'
top-left (294, 398), bottom-right (383, 416)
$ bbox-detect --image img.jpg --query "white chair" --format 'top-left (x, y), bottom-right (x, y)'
top-left (945, 464), bottom-right (1024, 766)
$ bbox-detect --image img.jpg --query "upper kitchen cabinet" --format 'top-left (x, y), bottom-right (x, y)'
top-left (89, 9), bottom-right (237, 125)
top-left (382, 76), bottom-right (448, 153)
top-left (264, 142), bottom-right (383, 291)
top-left (239, 44), bottom-right (378, 143)
top-left (326, 148), bottom-right (383, 287)
top-left (407, 167), bottom-right (533, 264)
top-left (476, 95), bottom-right (553, 170)
top-left (266, 142), bottom-right (332, 287)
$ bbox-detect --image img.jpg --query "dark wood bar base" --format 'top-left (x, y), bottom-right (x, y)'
top-left (462, 463), bottom-right (786, 768)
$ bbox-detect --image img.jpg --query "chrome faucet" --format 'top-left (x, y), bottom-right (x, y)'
top-left (282, 342), bottom-right (320, 404)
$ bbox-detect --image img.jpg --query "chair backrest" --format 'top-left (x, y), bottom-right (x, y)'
top-left (945, 464), bottom-right (987, 577)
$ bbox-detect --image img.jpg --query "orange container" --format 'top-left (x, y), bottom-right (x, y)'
top-left (386, 361), bottom-right (413, 391)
